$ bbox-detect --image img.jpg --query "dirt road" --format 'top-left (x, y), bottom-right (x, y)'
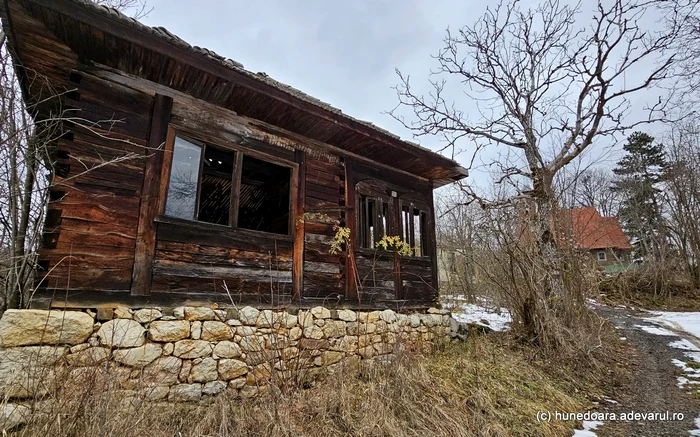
top-left (592, 304), bottom-right (700, 437)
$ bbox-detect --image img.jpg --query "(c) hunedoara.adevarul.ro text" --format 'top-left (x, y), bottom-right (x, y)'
top-left (536, 411), bottom-right (686, 423)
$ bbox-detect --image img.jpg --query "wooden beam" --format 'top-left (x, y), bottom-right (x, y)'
top-left (345, 159), bottom-right (358, 301)
top-left (292, 150), bottom-right (306, 302)
top-left (130, 93), bottom-right (172, 296)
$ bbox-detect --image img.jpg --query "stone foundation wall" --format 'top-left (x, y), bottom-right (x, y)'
top-left (0, 306), bottom-right (455, 408)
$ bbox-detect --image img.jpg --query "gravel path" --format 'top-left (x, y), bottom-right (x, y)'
top-left (593, 304), bottom-right (700, 437)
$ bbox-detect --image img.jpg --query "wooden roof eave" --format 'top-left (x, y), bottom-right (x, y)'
top-left (20, 0), bottom-right (468, 187)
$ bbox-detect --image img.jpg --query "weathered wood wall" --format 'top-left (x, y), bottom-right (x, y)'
top-left (5, 0), bottom-right (441, 309)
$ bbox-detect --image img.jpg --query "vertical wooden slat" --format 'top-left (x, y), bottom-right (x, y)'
top-left (292, 150), bottom-right (306, 302)
top-left (230, 152), bottom-right (243, 228)
top-left (131, 94), bottom-right (173, 296)
top-left (345, 160), bottom-right (358, 300)
top-left (374, 197), bottom-right (383, 246)
top-left (392, 196), bottom-right (403, 300)
top-left (409, 203), bottom-right (416, 253)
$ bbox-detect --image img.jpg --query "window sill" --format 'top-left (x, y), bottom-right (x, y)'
top-left (355, 247), bottom-right (430, 260)
top-left (155, 215), bottom-right (294, 242)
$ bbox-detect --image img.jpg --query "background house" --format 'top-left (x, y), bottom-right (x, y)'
top-left (562, 207), bottom-right (633, 273)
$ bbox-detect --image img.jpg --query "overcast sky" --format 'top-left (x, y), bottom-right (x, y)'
top-left (139, 1), bottom-right (671, 188)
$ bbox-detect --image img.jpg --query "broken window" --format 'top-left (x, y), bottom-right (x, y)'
top-left (401, 204), bottom-right (428, 257)
top-left (358, 195), bottom-right (390, 249)
top-left (164, 135), bottom-right (292, 235)
top-left (237, 155), bottom-right (291, 235)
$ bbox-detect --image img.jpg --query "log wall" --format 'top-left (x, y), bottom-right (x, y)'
top-left (10, 0), bottom-right (440, 309)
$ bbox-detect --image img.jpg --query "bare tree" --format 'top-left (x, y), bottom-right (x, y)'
top-left (92, 0), bottom-right (151, 19)
top-left (663, 119), bottom-right (700, 287)
top-left (390, 0), bottom-right (681, 344)
top-left (559, 168), bottom-right (620, 217)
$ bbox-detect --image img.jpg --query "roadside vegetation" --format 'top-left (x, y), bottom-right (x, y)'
top-left (4, 335), bottom-right (628, 437)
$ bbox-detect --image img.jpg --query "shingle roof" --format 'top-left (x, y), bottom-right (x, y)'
top-left (567, 207), bottom-right (632, 250)
top-left (68, 0), bottom-right (454, 163)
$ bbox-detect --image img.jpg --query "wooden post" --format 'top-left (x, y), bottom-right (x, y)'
top-left (292, 150), bottom-right (306, 302)
top-left (345, 159), bottom-right (358, 300)
top-left (131, 94), bottom-right (173, 296)
top-left (428, 191), bottom-right (439, 296)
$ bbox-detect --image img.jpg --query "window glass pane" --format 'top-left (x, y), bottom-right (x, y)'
top-left (237, 156), bottom-right (291, 235)
top-left (165, 137), bottom-right (201, 220)
top-left (198, 145), bottom-right (235, 225)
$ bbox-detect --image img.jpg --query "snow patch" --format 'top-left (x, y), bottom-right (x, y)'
top-left (689, 415), bottom-right (700, 436)
top-left (443, 296), bottom-right (512, 332)
top-left (572, 420), bottom-right (603, 437)
top-left (669, 339), bottom-right (700, 351)
top-left (644, 311), bottom-right (700, 338)
top-left (634, 324), bottom-right (676, 336)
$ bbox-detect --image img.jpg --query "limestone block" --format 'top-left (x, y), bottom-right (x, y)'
top-left (218, 359), bottom-right (248, 380)
top-left (148, 321), bottom-right (190, 342)
top-left (113, 343), bottom-right (163, 367)
top-left (310, 306), bottom-right (331, 319)
top-left (238, 307), bottom-right (259, 325)
top-left (337, 309), bottom-right (357, 322)
top-left (188, 357), bottom-right (218, 383)
top-left (184, 307), bottom-right (215, 321)
top-left (0, 346), bottom-right (67, 398)
top-left (379, 309), bottom-right (397, 323)
top-left (173, 340), bottom-right (213, 359)
top-left (133, 309), bottom-right (162, 324)
top-left (202, 380), bottom-right (226, 395)
top-left (97, 319), bottom-right (146, 348)
top-left (323, 320), bottom-right (346, 338)
top-left (143, 356), bottom-right (182, 386)
top-left (212, 341), bottom-right (242, 358)
top-left (201, 321), bottom-right (233, 341)
top-left (0, 310), bottom-right (94, 347)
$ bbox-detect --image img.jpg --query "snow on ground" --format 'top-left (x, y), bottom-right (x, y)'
top-left (669, 339), bottom-right (699, 351)
top-left (572, 420), bottom-right (603, 437)
top-left (442, 296), bottom-right (512, 332)
top-left (644, 311), bottom-right (700, 339)
top-left (689, 415), bottom-right (700, 436)
top-left (633, 324), bottom-right (676, 336)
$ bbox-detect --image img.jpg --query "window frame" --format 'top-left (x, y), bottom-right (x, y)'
top-left (157, 126), bottom-right (298, 239)
top-left (355, 180), bottom-right (431, 259)
top-left (597, 250), bottom-right (607, 261)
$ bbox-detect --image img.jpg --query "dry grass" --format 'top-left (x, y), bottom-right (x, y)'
top-left (1, 335), bottom-right (606, 437)
top-left (598, 264), bottom-right (700, 311)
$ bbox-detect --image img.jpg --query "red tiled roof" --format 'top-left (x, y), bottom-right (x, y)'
top-left (566, 207), bottom-right (632, 250)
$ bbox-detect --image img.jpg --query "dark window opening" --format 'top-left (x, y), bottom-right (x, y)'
top-left (359, 196), bottom-right (391, 249)
top-left (164, 135), bottom-right (292, 235)
top-left (237, 155), bottom-right (291, 235)
top-left (401, 204), bottom-right (428, 257)
top-left (198, 146), bottom-right (235, 225)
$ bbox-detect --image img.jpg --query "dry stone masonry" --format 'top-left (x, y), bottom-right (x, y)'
top-left (0, 305), bottom-right (455, 426)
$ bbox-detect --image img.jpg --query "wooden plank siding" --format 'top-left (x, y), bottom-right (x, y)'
top-left (2, 0), bottom-right (444, 309)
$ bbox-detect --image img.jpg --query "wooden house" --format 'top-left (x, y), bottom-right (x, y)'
top-left (0, 0), bottom-right (467, 310)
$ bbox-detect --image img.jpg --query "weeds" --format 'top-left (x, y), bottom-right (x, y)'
top-left (3, 336), bottom-right (598, 437)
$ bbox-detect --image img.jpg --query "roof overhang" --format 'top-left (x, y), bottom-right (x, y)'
top-left (1, 0), bottom-right (468, 188)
